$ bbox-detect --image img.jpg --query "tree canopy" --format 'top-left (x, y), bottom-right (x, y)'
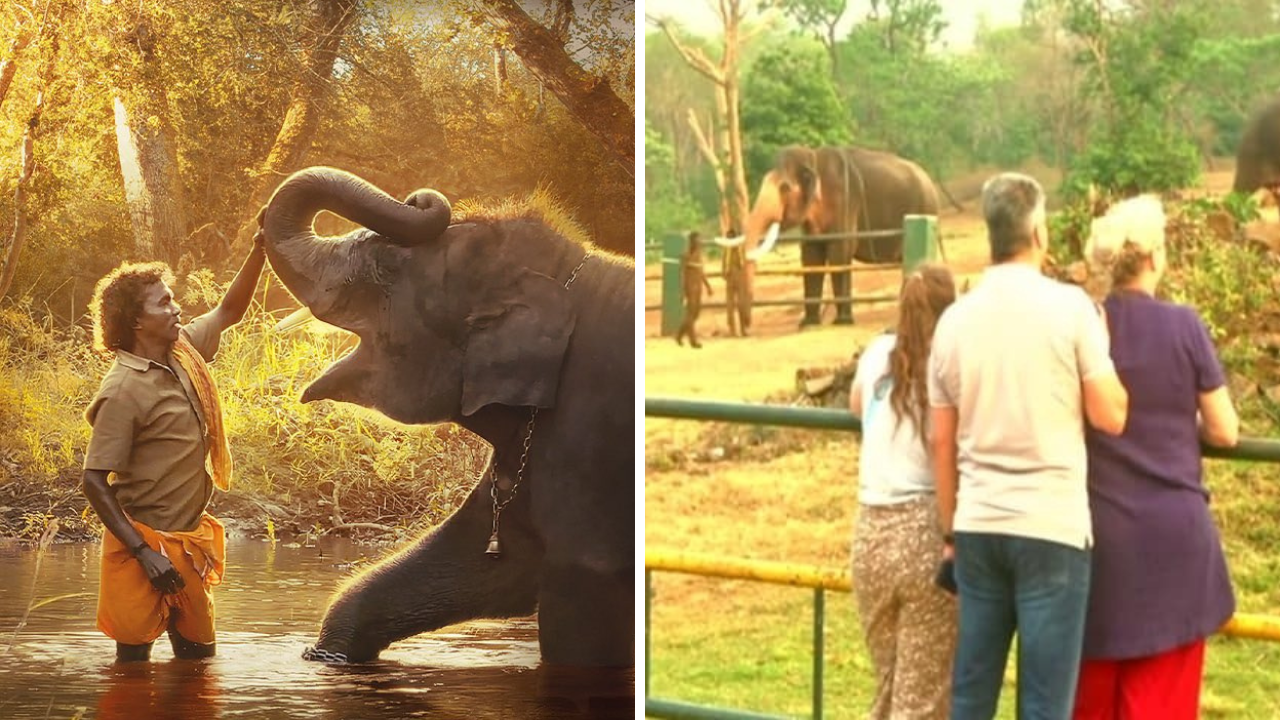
top-left (0, 0), bottom-right (634, 318)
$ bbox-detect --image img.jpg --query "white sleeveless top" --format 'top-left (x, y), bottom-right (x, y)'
top-left (852, 333), bottom-right (934, 505)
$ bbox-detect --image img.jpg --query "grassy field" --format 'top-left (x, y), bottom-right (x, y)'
top-left (643, 170), bottom-right (1280, 718)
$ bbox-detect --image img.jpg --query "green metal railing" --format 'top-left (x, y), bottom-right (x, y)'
top-left (644, 397), bottom-right (1280, 719)
top-left (648, 217), bottom-right (938, 333)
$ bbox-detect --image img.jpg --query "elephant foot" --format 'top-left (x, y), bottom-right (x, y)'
top-left (302, 645), bottom-right (351, 664)
top-left (799, 317), bottom-right (821, 329)
top-left (691, 341), bottom-right (702, 349)
top-left (834, 316), bottom-right (855, 326)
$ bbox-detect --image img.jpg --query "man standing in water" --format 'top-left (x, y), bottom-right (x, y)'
top-left (82, 234), bottom-right (265, 661)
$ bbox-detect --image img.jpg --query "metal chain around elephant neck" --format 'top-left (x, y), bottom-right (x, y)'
top-left (483, 252), bottom-right (589, 558)
top-left (301, 646), bottom-right (348, 663)
top-left (563, 250), bottom-right (593, 289)
top-left (485, 408), bottom-right (537, 559)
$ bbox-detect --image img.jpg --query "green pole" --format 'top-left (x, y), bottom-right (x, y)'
top-left (646, 569), bottom-right (652, 699)
top-left (662, 232), bottom-right (688, 337)
top-left (813, 588), bottom-right (824, 720)
top-left (902, 215), bottom-right (939, 275)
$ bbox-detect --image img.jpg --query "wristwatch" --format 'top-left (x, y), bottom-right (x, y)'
top-left (129, 540), bottom-right (150, 557)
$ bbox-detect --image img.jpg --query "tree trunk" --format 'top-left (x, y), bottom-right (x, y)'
top-left (0, 19), bottom-right (34, 112)
top-left (475, 0), bottom-right (633, 177)
top-left (0, 105), bottom-right (38, 301)
top-left (231, 0), bottom-right (358, 255)
top-left (113, 95), bottom-right (188, 263)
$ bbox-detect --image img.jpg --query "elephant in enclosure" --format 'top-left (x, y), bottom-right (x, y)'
top-left (259, 167), bottom-right (634, 668)
top-left (736, 145), bottom-right (940, 326)
top-left (1234, 94), bottom-right (1280, 206)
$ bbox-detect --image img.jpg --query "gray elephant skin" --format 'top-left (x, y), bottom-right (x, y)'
top-left (1234, 94), bottom-right (1280, 204)
top-left (745, 145), bottom-right (940, 326)
top-left (260, 167), bottom-right (635, 669)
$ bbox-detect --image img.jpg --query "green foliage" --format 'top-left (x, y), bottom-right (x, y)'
top-left (645, 119), bottom-right (701, 241)
top-left (741, 39), bottom-right (851, 180)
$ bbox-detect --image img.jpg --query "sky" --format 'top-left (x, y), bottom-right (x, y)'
top-left (641, 0), bottom-right (1026, 52)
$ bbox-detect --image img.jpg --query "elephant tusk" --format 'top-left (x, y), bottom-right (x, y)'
top-left (746, 223), bottom-right (781, 260)
top-left (711, 235), bottom-right (746, 248)
top-left (273, 306), bottom-right (318, 333)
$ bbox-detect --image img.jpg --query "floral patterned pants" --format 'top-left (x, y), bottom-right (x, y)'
top-left (852, 495), bottom-right (959, 720)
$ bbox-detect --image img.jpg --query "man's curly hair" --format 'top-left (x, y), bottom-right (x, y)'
top-left (89, 262), bottom-right (175, 353)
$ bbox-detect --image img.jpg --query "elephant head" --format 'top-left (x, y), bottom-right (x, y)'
top-left (1234, 95), bottom-right (1280, 199)
top-left (261, 166), bottom-right (578, 423)
top-left (736, 146), bottom-right (824, 256)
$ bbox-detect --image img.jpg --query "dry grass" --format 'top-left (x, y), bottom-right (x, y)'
top-left (644, 171), bottom-right (1280, 717)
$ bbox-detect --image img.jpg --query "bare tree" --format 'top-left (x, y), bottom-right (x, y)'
top-left (650, 2), bottom-right (759, 239)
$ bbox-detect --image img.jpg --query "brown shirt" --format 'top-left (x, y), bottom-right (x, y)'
top-left (83, 315), bottom-right (222, 532)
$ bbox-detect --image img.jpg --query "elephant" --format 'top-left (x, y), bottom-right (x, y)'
top-left (1234, 94), bottom-right (1280, 206)
top-left (258, 166), bottom-right (635, 670)
top-left (739, 145), bottom-right (940, 326)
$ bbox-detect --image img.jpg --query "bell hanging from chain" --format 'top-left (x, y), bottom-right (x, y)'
top-left (485, 530), bottom-right (502, 558)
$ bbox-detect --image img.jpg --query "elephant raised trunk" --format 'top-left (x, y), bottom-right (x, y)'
top-left (261, 166), bottom-right (451, 321)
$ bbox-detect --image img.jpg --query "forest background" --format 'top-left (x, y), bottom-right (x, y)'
top-left (0, 0), bottom-right (634, 541)
top-left (644, 0), bottom-right (1280, 241)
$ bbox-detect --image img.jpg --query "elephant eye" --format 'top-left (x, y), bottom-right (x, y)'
top-left (778, 181), bottom-right (791, 195)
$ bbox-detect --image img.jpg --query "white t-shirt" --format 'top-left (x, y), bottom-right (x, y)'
top-left (853, 333), bottom-right (934, 506)
top-left (927, 263), bottom-right (1116, 549)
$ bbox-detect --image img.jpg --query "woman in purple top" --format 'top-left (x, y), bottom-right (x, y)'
top-left (1073, 196), bottom-right (1240, 720)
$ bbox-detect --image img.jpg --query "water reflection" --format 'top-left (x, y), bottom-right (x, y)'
top-left (0, 539), bottom-right (633, 719)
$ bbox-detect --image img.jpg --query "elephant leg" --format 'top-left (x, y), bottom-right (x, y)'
top-left (538, 559), bottom-right (633, 667)
top-left (739, 262), bottom-right (754, 335)
top-left (799, 241), bottom-right (825, 327)
top-left (306, 476), bottom-right (542, 662)
top-left (830, 239), bottom-right (854, 325)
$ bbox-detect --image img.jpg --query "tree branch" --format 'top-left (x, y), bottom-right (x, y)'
top-left (647, 15), bottom-right (725, 84)
top-left (476, 0), bottom-right (634, 176)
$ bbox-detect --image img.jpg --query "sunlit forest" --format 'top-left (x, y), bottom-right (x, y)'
top-left (0, 0), bottom-right (634, 540)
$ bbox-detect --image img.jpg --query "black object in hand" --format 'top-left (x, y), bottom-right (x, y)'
top-left (934, 558), bottom-right (957, 595)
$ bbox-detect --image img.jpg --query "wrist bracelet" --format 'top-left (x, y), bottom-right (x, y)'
top-left (129, 541), bottom-right (149, 557)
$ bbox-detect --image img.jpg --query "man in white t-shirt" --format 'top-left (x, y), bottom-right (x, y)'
top-left (927, 172), bottom-right (1128, 719)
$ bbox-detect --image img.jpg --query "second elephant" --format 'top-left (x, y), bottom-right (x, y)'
top-left (744, 145), bottom-right (940, 326)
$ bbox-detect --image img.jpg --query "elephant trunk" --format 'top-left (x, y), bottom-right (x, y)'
top-left (743, 170), bottom-right (784, 257)
top-left (261, 166), bottom-right (451, 315)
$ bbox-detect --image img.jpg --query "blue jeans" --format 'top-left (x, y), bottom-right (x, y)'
top-left (950, 532), bottom-right (1091, 720)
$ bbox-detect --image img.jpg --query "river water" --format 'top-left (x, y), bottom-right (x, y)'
top-left (0, 538), bottom-right (633, 719)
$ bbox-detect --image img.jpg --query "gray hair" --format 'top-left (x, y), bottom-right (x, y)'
top-left (982, 172), bottom-right (1046, 263)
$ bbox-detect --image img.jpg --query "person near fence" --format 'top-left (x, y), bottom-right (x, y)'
top-left (722, 227), bottom-right (753, 337)
top-left (81, 233), bottom-right (266, 662)
top-left (927, 172), bottom-right (1129, 719)
top-left (1071, 196), bottom-right (1239, 720)
top-left (675, 230), bottom-right (714, 348)
top-left (849, 262), bottom-right (959, 720)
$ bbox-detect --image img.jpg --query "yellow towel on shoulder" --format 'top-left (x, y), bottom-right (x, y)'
top-left (172, 335), bottom-right (232, 491)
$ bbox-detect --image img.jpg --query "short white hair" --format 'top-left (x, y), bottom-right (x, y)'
top-left (1086, 194), bottom-right (1166, 265)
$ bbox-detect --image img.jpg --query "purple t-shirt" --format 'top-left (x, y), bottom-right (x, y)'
top-left (1082, 291), bottom-right (1236, 659)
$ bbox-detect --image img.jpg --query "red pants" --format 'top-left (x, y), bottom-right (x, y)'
top-left (1073, 640), bottom-right (1206, 720)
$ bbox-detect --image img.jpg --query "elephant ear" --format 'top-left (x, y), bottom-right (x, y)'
top-left (461, 268), bottom-right (575, 416)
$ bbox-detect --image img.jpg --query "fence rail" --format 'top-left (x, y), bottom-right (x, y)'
top-left (650, 218), bottom-right (938, 336)
top-left (645, 397), bottom-right (1280, 719)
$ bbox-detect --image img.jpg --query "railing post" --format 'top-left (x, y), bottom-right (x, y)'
top-left (646, 569), bottom-right (652, 699)
top-left (661, 232), bottom-right (688, 337)
top-left (813, 587), bottom-right (824, 720)
top-left (902, 215), bottom-right (939, 275)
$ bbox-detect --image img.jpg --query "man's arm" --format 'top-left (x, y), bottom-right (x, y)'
top-left (930, 405), bottom-right (959, 537)
top-left (203, 233), bottom-right (267, 334)
top-left (1079, 298), bottom-right (1128, 435)
top-left (82, 469), bottom-right (185, 594)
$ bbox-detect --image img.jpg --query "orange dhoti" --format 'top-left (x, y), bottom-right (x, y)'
top-left (97, 513), bottom-right (226, 645)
